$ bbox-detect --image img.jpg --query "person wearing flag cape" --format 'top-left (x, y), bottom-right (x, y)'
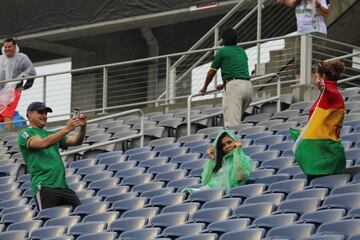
top-left (290, 59), bottom-right (346, 182)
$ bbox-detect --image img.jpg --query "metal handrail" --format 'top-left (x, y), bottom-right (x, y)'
top-left (187, 73), bottom-right (281, 135)
top-left (60, 109), bottom-right (144, 157)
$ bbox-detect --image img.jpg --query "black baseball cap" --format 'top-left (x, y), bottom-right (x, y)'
top-left (27, 102), bottom-right (53, 113)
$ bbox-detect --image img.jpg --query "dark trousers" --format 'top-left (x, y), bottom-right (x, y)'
top-left (35, 187), bottom-right (81, 210)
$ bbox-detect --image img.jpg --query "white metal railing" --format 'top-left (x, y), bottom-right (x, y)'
top-left (187, 73), bottom-right (281, 135)
top-left (60, 109), bottom-right (144, 157)
top-left (1, 33), bottom-right (360, 129)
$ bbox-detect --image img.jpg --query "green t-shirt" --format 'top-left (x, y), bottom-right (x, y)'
top-left (211, 45), bottom-right (250, 82)
top-left (18, 127), bottom-right (69, 195)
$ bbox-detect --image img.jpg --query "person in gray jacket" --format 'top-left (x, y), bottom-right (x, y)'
top-left (0, 38), bottom-right (36, 128)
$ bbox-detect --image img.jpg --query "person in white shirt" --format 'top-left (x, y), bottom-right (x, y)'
top-left (278, 0), bottom-right (329, 35)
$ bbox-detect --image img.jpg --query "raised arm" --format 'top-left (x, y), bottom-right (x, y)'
top-left (28, 118), bottom-right (80, 150)
top-left (66, 114), bottom-right (87, 146)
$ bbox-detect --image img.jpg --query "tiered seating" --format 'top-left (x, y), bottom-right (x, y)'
top-left (0, 87), bottom-right (359, 239)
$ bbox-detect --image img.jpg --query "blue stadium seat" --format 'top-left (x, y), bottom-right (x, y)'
top-left (154, 169), bottom-right (187, 183)
top-left (300, 209), bottom-right (346, 225)
top-left (202, 198), bottom-right (241, 209)
top-left (254, 174), bottom-right (290, 185)
top-left (69, 222), bottom-right (106, 238)
top-left (148, 212), bottom-right (188, 229)
top-left (250, 151), bottom-right (280, 162)
top-left (153, 143), bottom-right (181, 152)
top-left (308, 174), bottom-right (350, 190)
top-left (109, 197), bottom-right (147, 213)
top-left (119, 227), bottom-right (162, 239)
top-left (140, 188), bottom-right (174, 198)
top-left (162, 202), bottom-right (200, 216)
top-left (170, 153), bottom-right (201, 164)
top-left (251, 213), bottom-right (297, 229)
top-left (45, 216), bottom-right (81, 230)
top-left (122, 207), bottom-right (159, 219)
top-left (244, 193), bottom-right (285, 207)
top-left (109, 217), bottom-right (147, 234)
top-left (186, 188), bottom-right (224, 205)
top-left (82, 211), bottom-right (119, 226)
top-left (261, 157), bottom-right (294, 170)
top-left (35, 206), bottom-right (71, 221)
top-left (1, 210), bottom-right (34, 225)
top-left (320, 193), bottom-right (360, 211)
top-left (7, 220), bottom-right (43, 233)
top-left (231, 202), bottom-right (275, 220)
top-left (266, 223), bottom-right (315, 239)
top-left (120, 173), bottom-right (152, 186)
top-left (0, 230), bottom-right (28, 240)
top-left (249, 169), bottom-right (275, 181)
top-left (227, 184), bottom-right (266, 199)
top-left (219, 228), bottom-right (265, 240)
top-left (148, 193), bottom-right (186, 208)
top-left (147, 163), bottom-right (178, 175)
top-left (265, 179), bottom-right (306, 195)
top-left (161, 223), bottom-right (205, 238)
top-left (287, 188), bottom-right (329, 200)
top-left (115, 167), bottom-right (146, 179)
top-left (317, 219), bottom-right (360, 238)
top-left (30, 226), bottom-right (67, 240)
top-left (274, 197), bottom-right (320, 216)
top-left (73, 202), bottom-right (108, 217)
top-left (132, 182), bottom-right (165, 194)
top-left (189, 207), bottom-right (231, 226)
top-left (96, 186), bottom-right (129, 199)
top-left (76, 232), bottom-right (116, 240)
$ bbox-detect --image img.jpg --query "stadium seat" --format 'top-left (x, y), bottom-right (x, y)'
top-left (189, 207), bottom-right (231, 226)
top-left (104, 192), bottom-right (138, 204)
top-left (0, 230), bottom-right (28, 240)
top-left (274, 197), bottom-right (320, 216)
top-left (202, 198), bottom-right (241, 209)
top-left (167, 177), bottom-right (201, 191)
top-left (69, 222), bottom-right (106, 238)
top-left (226, 183), bottom-right (266, 199)
top-left (36, 206), bottom-right (71, 221)
top-left (206, 218), bottom-right (250, 234)
top-left (320, 193), bottom-right (360, 211)
top-left (119, 227), bottom-right (162, 239)
top-left (153, 168), bottom-right (187, 181)
top-left (148, 193), bottom-right (186, 208)
top-left (161, 202), bottom-right (200, 216)
top-left (147, 163), bottom-right (178, 175)
top-left (266, 223), bottom-right (315, 239)
top-left (331, 183), bottom-right (360, 195)
top-left (242, 145), bottom-right (267, 156)
top-left (244, 193), bottom-right (285, 206)
top-left (140, 187), bottom-right (174, 198)
top-left (251, 213), bottom-right (297, 229)
top-left (148, 212), bottom-right (188, 229)
top-left (122, 207), bottom-right (159, 220)
top-left (110, 197), bottom-right (147, 213)
top-left (7, 220), bottom-right (43, 234)
top-left (120, 173), bottom-right (152, 186)
top-left (170, 153), bottom-right (201, 164)
top-left (254, 174), bottom-right (290, 185)
top-left (317, 219), bottom-right (360, 238)
top-left (176, 233), bottom-right (218, 240)
top-left (76, 232), bottom-right (117, 240)
top-left (45, 216), bottom-right (81, 230)
top-left (186, 188), bottom-right (224, 204)
top-left (1, 210), bottom-right (34, 225)
top-left (231, 202), bottom-right (275, 220)
top-left (161, 223), bottom-right (205, 238)
top-left (138, 157), bottom-right (169, 169)
top-left (249, 169), bottom-right (275, 180)
top-left (96, 186), bottom-right (129, 199)
top-left (287, 188), bottom-right (328, 200)
top-left (159, 147), bottom-right (188, 159)
top-left (30, 226), bottom-right (67, 240)
top-left (308, 174), bottom-right (350, 190)
top-left (265, 179), bottom-right (306, 195)
top-left (300, 209), bottom-right (346, 225)
top-left (219, 228), bottom-right (265, 240)
top-left (261, 157), bottom-right (294, 170)
top-left (132, 181), bottom-right (165, 194)
top-left (254, 135), bottom-right (285, 146)
top-left (88, 178), bottom-right (119, 191)
top-left (250, 151), bottom-right (280, 162)
top-left (115, 167), bottom-right (146, 179)
top-left (109, 217), bottom-right (147, 234)
top-left (73, 202), bottom-right (108, 217)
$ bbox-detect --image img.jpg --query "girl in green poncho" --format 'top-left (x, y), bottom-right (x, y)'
top-left (186, 129), bottom-right (252, 193)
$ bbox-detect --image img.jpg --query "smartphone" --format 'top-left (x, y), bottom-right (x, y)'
top-left (73, 107), bottom-right (80, 118)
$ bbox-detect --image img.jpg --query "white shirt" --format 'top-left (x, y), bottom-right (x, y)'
top-left (295, 0), bottom-right (328, 34)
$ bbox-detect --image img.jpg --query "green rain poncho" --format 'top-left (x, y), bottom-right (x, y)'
top-left (187, 129), bottom-right (252, 193)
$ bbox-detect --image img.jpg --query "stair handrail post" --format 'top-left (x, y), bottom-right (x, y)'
top-left (300, 34), bottom-right (313, 85)
top-left (256, 0), bottom-right (263, 76)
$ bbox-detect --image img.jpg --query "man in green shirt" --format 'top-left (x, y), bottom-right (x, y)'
top-left (200, 28), bottom-right (253, 127)
top-left (18, 102), bottom-right (87, 210)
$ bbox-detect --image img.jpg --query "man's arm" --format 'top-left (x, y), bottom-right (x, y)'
top-left (66, 114), bottom-right (87, 146)
top-left (16, 54), bottom-right (36, 90)
top-left (28, 119), bottom-right (79, 150)
top-left (199, 69), bottom-right (217, 94)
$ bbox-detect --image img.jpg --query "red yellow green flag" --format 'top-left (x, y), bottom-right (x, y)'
top-left (290, 80), bottom-right (346, 175)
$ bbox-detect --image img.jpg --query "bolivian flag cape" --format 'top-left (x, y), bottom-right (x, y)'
top-left (290, 80), bottom-right (346, 175)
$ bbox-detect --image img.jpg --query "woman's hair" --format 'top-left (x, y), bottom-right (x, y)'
top-left (213, 132), bottom-right (228, 174)
top-left (316, 59), bottom-right (345, 81)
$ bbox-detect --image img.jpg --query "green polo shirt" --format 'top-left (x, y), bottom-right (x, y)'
top-left (210, 45), bottom-right (250, 82)
top-left (18, 127), bottom-right (69, 195)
